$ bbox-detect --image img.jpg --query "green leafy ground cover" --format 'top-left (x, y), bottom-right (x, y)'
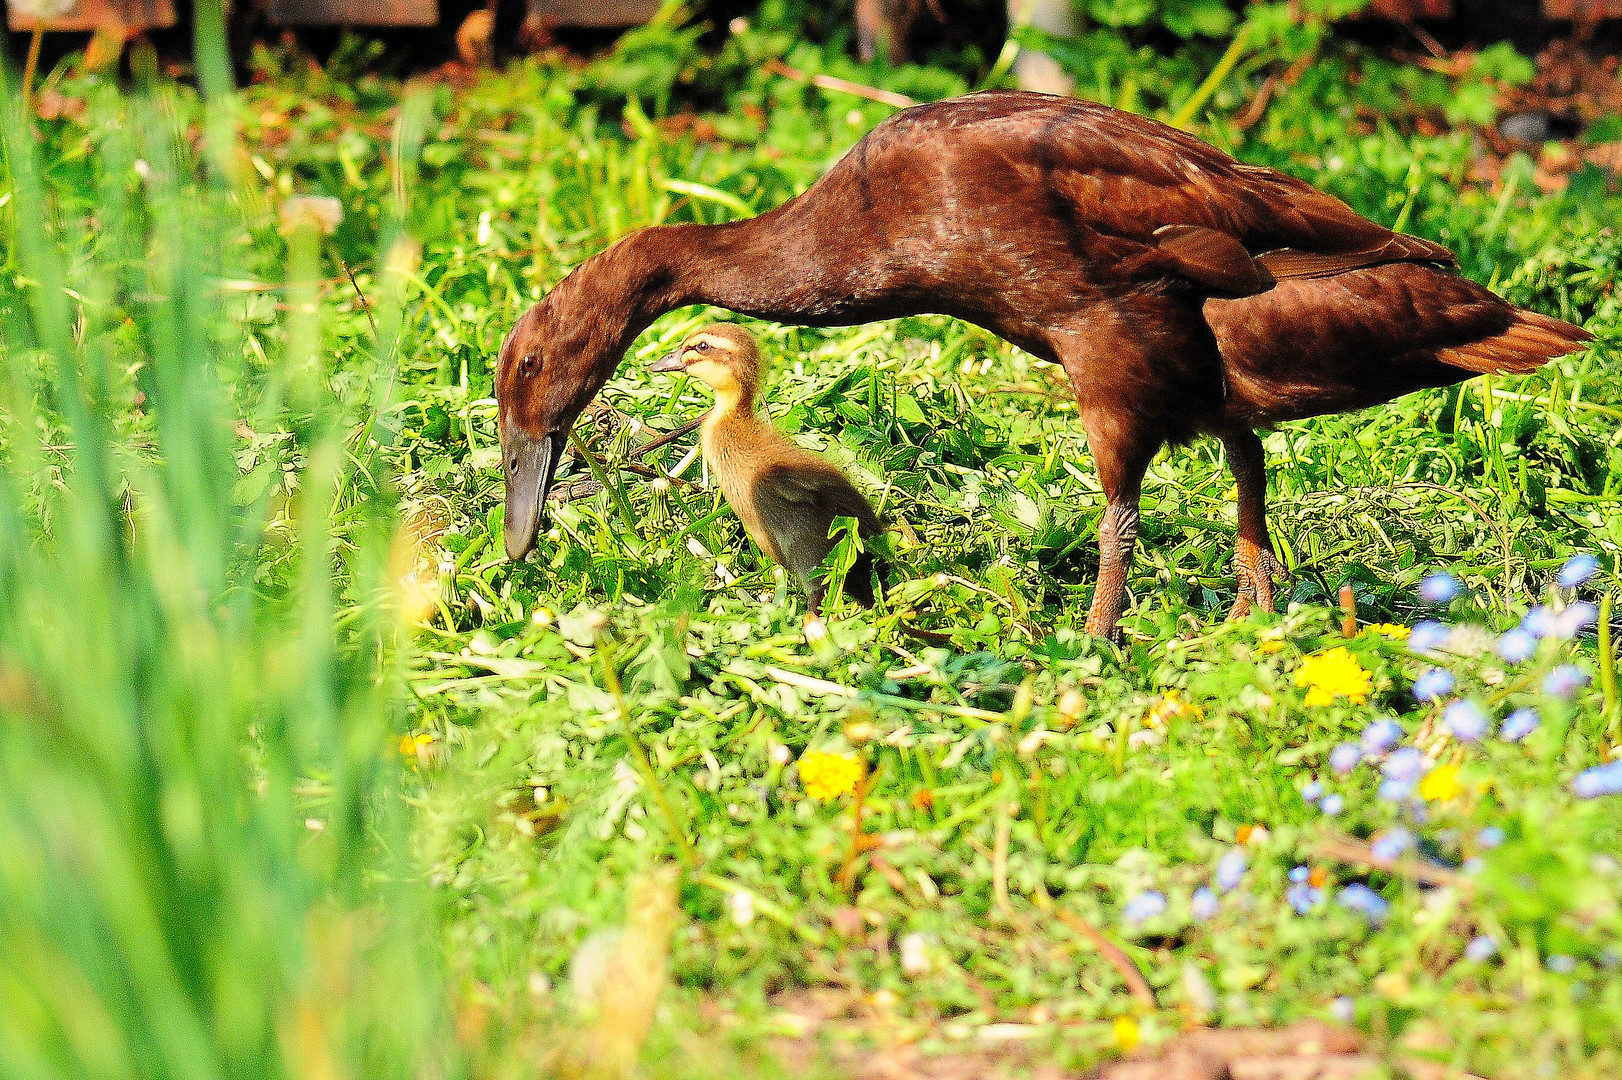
top-left (3, 7), bottom-right (1622, 1078)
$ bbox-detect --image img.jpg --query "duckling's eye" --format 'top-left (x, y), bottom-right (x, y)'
top-left (694, 341), bottom-right (711, 353)
top-left (519, 354), bottom-right (540, 377)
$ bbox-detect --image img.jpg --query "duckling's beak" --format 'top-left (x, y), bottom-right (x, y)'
top-left (503, 430), bottom-right (565, 561)
top-left (650, 350), bottom-right (685, 373)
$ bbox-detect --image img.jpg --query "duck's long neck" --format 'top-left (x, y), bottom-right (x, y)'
top-left (550, 206), bottom-right (852, 421)
top-left (612, 202), bottom-right (854, 326)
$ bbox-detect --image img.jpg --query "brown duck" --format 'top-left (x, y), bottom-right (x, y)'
top-left (497, 91), bottom-right (1592, 638)
top-left (650, 325), bottom-right (884, 616)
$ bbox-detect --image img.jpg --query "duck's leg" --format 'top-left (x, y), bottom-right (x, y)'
top-left (1082, 420), bottom-right (1155, 640)
top-left (1220, 428), bottom-right (1287, 619)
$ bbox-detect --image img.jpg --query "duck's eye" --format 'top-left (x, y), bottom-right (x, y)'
top-left (519, 354), bottom-right (540, 376)
top-left (694, 341), bottom-right (711, 353)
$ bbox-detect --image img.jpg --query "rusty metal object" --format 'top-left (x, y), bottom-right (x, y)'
top-left (6, 0), bottom-right (175, 31)
top-left (1544, 0), bottom-right (1622, 17)
top-left (526, 0), bottom-right (659, 29)
top-left (265, 0), bottom-right (438, 27)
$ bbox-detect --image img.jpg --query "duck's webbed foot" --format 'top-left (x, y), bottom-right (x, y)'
top-left (1229, 537), bottom-right (1287, 619)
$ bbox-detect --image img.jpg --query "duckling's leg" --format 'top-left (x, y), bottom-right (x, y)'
top-left (802, 581), bottom-right (831, 643)
top-left (804, 579), bottom-right (825, 620)
top-left (1081, 421), bottom-right (1155, 640)
top-left (1220, 428), bottom-right (1287, 619)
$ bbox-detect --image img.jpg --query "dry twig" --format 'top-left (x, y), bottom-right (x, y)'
top-left (1034, 891), bottom-right (1158, 1009)
top-left (1314, 832), bottom-right (1461, 888)
top-left (546, 416), bottom-right (704, 504)
top-left (765, 59), bottom-right (916, 109)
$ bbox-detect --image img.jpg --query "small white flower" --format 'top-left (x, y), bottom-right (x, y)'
top-left (614, 760), bottom-right (641, 793)
top-left (1017, 729), bottom-right (1052, 755)
top-left (728, 889), bottom-right (756, 927)
top-left (279, 195), bottom-right (344, 236)
top-left (1057, 689), bottom-right (1085, 720)
top-left (1181, 962), bottom-right (1218, 1016)
top-left (900, 932), bottom-right (930, 975)
top-left (568, 929), bottom-right (621, 1008)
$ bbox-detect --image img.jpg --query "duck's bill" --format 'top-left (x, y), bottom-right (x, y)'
top-left (650, 351), bottom-right (685, 372)
top-left (503, 430), bottom-right (565, 560)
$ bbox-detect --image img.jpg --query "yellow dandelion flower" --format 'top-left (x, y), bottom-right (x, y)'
top-left (1295, 647), bottom-right (1372, 706)
top-left (1146, 690), bottom-right (1205, 728)
top-left (1113, 1014), bottom-right (1140, 1051)
top-left (398, 732), bottom-right (434, 756)
top-left (1419, 763), bottom-right (1463, 802)
top-left (1257, 638), bottom-right (1285, 655)
top-left (798, 751), bottom-right (864, 801)
top-left (398, 732), bottom-right (437, 768)
top-left (1365, 623), bottom-right (1411, 640)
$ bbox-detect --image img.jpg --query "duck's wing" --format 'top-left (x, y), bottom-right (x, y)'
top-left (1046, 98), bottom-right (1454, 266)
top-left (750, 461), bottom-right (883, 585)
top-left (881, 93), bottom-right (1453, 293)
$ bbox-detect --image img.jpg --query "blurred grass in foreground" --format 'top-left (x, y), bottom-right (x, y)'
top-left (0, 40), bottom-right (455, 1080)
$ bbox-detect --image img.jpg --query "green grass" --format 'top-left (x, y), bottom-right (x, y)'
top-left (3, 11), bottom-right (1622, 1079)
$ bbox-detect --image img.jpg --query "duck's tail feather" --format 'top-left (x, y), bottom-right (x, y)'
top-left (1435, 307), bottom-right (1593, 375)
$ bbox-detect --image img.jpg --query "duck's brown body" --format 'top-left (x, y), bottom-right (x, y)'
top-left (498, 91), bottom-right (1592, 636)
top-left (653, 326), bottom-right (883, 613)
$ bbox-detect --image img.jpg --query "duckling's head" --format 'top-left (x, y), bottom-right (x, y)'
top-left (649, 324), bottom-right (760, 410)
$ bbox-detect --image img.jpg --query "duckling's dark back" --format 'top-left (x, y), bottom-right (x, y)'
top-left (701, 409), bottom-right (884, 609)
top-left (751, 457), bottom-right (884, 608)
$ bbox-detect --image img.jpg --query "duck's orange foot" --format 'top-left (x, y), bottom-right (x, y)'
top-left (1229, 537), bottom-right (1287, 619)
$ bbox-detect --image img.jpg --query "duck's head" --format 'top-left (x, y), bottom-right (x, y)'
top-left (496, 290), bottom-right (624, 562)
top-left (649, 324), bottom-right (760, 401)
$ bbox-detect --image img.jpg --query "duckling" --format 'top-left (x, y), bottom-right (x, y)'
top-left (650, 325), bottom-right (884, 618)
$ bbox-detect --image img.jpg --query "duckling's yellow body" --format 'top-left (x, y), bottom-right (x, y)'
top-left (652, 326), bottom-right (883, 614)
